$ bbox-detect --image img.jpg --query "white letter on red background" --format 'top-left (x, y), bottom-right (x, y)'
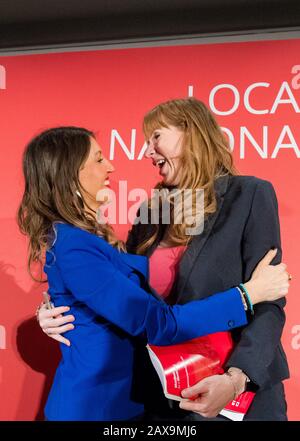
top-left (110, 129), bottom-right (136, 160)
top-left (240, 126), bottom-right (268, 159)
top-left (271, 125), bottom-right (300, 158)
top-left (271, 81), bottom-right (300, 113)
top-left (209, 84), bottom-right (240, 115)
top-left (138, 141), bottom-right (149, 160)
top-left (221, 127), bottom-right (234, 151)
top-left (244, 83), bottom-right (270, 114)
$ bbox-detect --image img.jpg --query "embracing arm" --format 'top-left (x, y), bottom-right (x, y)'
top-left (54, 229), bottom-right (248, 345)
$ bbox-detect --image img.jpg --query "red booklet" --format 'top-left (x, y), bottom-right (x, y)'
top-left (147, 332), bottom-right (255, 420)
top-left (219, 391), bottom-right (255, 421)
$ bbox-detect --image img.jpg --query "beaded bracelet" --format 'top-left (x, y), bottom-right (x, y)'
top-left (239, 283), bottom-right (254, 315)
top-left (236, 286), bottom-right (248, 311)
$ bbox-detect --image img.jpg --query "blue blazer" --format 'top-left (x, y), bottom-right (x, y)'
top-left (44, 222), bottom-right (247, 421)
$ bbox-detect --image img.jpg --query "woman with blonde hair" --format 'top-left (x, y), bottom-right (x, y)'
top-left (37, 98), bottom-right (290, 420)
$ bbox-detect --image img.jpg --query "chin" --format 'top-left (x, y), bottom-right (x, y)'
top-left (162, 174), bottom-right (171, 183)
top-left (163, 177), bottom-right (177, 186)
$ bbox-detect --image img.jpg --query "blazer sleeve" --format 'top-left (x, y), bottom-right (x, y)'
top-left (225, 180), bottom-right (286, 389)
top-left (54, 229), bottom-right (247, 345)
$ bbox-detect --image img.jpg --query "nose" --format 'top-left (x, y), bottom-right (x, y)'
top-left (144, 141), bottom-right (155, 159)
top-left (105, 158), bottom-right (115, 173)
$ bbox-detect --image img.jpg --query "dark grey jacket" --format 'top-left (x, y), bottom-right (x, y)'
top-left (127, 175), bottom-right (289, 421)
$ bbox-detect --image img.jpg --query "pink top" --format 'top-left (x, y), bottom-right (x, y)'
top-left (149, 246), bottom-right (187, 299)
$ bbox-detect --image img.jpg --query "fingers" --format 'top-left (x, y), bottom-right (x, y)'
top-left (47, 315), bottom-right (75, 327)
top-left (39, 303), bottom-right (49, 312)
top-left (39, 306), bottom-right (71, 320)
top-left (269, 280), bottom-right (290, 300)
top-left (179, 398), bottom-right (218, 418)
top-left (47, 333), bottom-right (71, 347)
top-left (181, 379), bottom-right (208, 398)
top-left (272, 265), bottom-right (289, 285)
top-left (278, 283), bottom-right (289, 296)
top-left (40, 314), bottom-right (75, 331)
top-left (257, 249), bottom-right (278, 268)
top-left (44, 323), bottom-right (75, 335)
top-left (274, 263), bottom-right (287, 272)
top-left (179, 399), bottom-right (207, 414)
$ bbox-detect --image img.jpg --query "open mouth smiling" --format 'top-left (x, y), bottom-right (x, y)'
top-left (153, 158), bottom-right (167, 168)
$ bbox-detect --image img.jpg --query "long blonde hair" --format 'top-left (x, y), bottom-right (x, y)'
top-left (17, 126), bottom-right (124, 281)
top-left (137, 98), bottom-right (237, 254)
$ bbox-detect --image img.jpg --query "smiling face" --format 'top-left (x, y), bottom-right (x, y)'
top-left (79, 136), bottom-right (114, 210)
top-left (144, 125), bottom-right (184, 186)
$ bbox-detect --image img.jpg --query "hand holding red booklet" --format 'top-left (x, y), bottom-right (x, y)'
top-left (147, 332), bottom-right (255, 421)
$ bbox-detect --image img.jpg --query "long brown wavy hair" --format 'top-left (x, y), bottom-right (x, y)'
top-left (137, 97), bottom-right (237, 254)
top-left (17, 126), bottom-right (124, 280)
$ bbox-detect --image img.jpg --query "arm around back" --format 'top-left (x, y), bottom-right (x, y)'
top-left (53, 225), bottom-right (247, 345)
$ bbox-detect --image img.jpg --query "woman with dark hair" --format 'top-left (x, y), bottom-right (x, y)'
top-left (30, 107), bottom-right (288, 420)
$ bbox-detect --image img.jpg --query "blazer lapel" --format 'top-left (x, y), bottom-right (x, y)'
top-left (169, 175), bottom-right (230, 304)
top-left (119, 252), bottom-right (149, 280)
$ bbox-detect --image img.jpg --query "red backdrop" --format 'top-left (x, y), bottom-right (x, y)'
top-left (0, 39), bottom-right (299, 420)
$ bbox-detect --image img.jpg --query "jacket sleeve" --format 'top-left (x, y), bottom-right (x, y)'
top-left (55, 229), bottom-right (247, 345)
top-left (225, 180), bottom-right (286, 389)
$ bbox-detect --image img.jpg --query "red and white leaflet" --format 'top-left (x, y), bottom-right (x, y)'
top-left (147, 335), bottom-right (223, 400)
top-left (147, 333), bottom-right (255, 419)
top-left (220, 391), bottom-right (256, 421)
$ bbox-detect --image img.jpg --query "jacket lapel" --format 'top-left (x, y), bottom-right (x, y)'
top-left (119, 252), bottom-right (149, 280)
top-left (169, 175), bottom-right (230, 303)
top-left (118, 251), bottom-right (163, 300)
